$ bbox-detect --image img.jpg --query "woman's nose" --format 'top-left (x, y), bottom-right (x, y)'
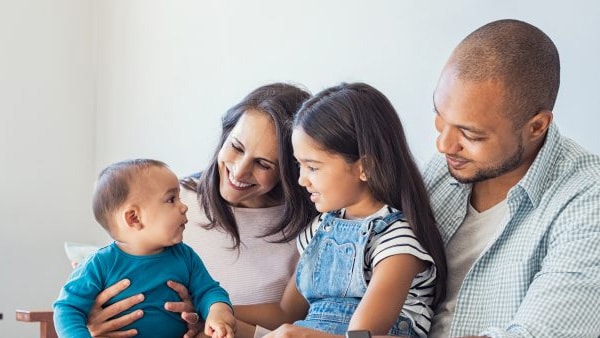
top-left (233, 158), bottom-right (252, 179)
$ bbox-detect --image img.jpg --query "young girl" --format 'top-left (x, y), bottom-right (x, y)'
top-left (235, 83), bottom-right (447, 338)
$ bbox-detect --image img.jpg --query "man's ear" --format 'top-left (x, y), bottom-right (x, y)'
top-left (123, 206), bottom-right (143, 230)
top-left (527, 110), bottom-right (553, 141)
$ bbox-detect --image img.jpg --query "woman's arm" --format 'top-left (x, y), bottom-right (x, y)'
top-left (86, 279), bottom-right (144, 337)
top-left (234, 274), bottom-right (309, 334)
top-left (348, 254), bottom-right (426, 335)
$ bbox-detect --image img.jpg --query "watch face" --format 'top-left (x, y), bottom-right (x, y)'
top-left (345, 330), bottom-right (372, 338)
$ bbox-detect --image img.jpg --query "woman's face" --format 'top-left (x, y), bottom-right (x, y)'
top-left (217, 109), bottom-right (281, 208)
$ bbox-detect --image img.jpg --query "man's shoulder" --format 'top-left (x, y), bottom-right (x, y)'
top-left (422, 153), bottom-right (450, 187)
top-left (546, 137), bottom-right (600, 195)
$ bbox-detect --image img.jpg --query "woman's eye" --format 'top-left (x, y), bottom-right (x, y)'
top-left (257, 161), bottom-right (272, 170)
top-left (167, 196), bottom-right (175, 203)
top-left (231, 143), bottom-right (243, 152)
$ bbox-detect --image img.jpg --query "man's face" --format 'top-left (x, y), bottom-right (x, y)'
top-left (432, 65), bottom-right (528, 184)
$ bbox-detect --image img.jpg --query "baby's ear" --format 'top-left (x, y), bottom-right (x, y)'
top-left (123, 206), bottom-right (143, 230)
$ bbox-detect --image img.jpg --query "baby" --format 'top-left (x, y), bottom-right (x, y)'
top-left (54, 159), bottom-right (235, 338)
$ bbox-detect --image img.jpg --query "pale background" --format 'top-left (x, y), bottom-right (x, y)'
top-left (1, 1), bottom-right (599, 336)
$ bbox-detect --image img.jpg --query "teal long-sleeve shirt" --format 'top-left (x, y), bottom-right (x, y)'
top-left (53, 242), bottom-right (231, 338)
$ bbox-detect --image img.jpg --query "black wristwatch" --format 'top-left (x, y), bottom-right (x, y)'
top-left (345, 330), bottom-right (372, 338)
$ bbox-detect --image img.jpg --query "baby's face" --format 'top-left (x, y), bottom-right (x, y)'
top-left (129, 166), bottom-right (188, 254)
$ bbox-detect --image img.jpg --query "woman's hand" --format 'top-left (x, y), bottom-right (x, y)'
top-left (87, 279), bottom-right (144, 337)
top-left (165, 280), bottom-right (204, 338)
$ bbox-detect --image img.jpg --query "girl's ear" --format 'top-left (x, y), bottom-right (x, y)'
top-left (123, 206), bottom-right (143, 230)
top-left (358, 156), bottom-right (370, 182)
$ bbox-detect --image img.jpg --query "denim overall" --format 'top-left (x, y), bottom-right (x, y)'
top-left (294, 211), bottom-right (418, 337)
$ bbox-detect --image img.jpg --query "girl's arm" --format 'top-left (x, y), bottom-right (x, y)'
top-left (348, 254), bottom-right (426, 335)
top-left (235, 273), bottom-right (309, 331)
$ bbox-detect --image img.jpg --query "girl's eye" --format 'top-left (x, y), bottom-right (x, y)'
top-left (167, 196), bottom-right (176, 203)
top-left (308, 166), bottom-right (318, 172)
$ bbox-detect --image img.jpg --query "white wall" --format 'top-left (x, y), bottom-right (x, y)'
top-left (94, 0), bottom-right (600, 176)
top-left (0, 0), bottom-right (106, 336)
top-left (2, 0), bottom-right (599, 336)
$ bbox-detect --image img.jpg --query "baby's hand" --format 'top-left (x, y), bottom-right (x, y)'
top-left (205, 320), bottom-right (235, 338)
top-left (204, 302), bottom-right (236, 338)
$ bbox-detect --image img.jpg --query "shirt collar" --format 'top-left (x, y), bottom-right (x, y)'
top-left (512, 122), bottom-right (561, 208)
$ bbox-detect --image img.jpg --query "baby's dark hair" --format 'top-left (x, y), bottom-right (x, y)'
top-left (295, 83), bottom-right (447, 306)
top-left (92, 159), bottom-right (167, 232)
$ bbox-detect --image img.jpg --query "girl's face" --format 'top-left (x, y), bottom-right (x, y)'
top-left (217, 109), bottom-right (281, 208)
top-left (292, 127), bottom-right (382, 219)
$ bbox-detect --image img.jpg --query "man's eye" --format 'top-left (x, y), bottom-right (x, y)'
top-left (463, 134), bottom-right (484, 142)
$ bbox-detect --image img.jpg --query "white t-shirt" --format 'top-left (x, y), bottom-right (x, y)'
top-left (428, 200), bottom-right (508, 338)
top-left (180, 186), bottom-right (299, 305)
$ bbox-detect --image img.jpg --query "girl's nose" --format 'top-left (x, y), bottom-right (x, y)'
top-left (297, 169), bottom-right (309, 188)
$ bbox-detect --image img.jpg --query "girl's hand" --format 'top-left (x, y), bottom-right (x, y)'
top-left (264, 324), bottom-right (337, 338)
top-left (164, 280), bottom-right (203, 338)
top-left (87, 279), bottom-right (144, 337)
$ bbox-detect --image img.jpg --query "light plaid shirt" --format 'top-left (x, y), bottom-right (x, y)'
top-left (423, 123), bottom-right (600, 338)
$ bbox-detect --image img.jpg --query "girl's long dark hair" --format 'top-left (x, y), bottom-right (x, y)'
top-left (181, 83), bottom-right (317, 249)
top-left (294, 82), bottom-right (447, 306)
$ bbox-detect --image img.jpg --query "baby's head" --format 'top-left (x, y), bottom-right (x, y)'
top-left (93, 159), bottom-right (188, 252)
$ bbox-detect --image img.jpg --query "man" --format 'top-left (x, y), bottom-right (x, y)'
top-left (426, 19), bottom-right (600, 337)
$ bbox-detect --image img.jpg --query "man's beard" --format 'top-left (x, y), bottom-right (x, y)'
top-left (449, 140), bottom-right (525, 184)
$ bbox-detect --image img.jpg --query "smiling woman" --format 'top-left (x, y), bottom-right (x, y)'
top-left (82, 83), bottom-right (318, 337)
top-left (217, 109), bottom-right (281, 208)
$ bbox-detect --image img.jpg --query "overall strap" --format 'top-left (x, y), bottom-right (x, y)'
top-left (371, 210), bottom-right (405, 234)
